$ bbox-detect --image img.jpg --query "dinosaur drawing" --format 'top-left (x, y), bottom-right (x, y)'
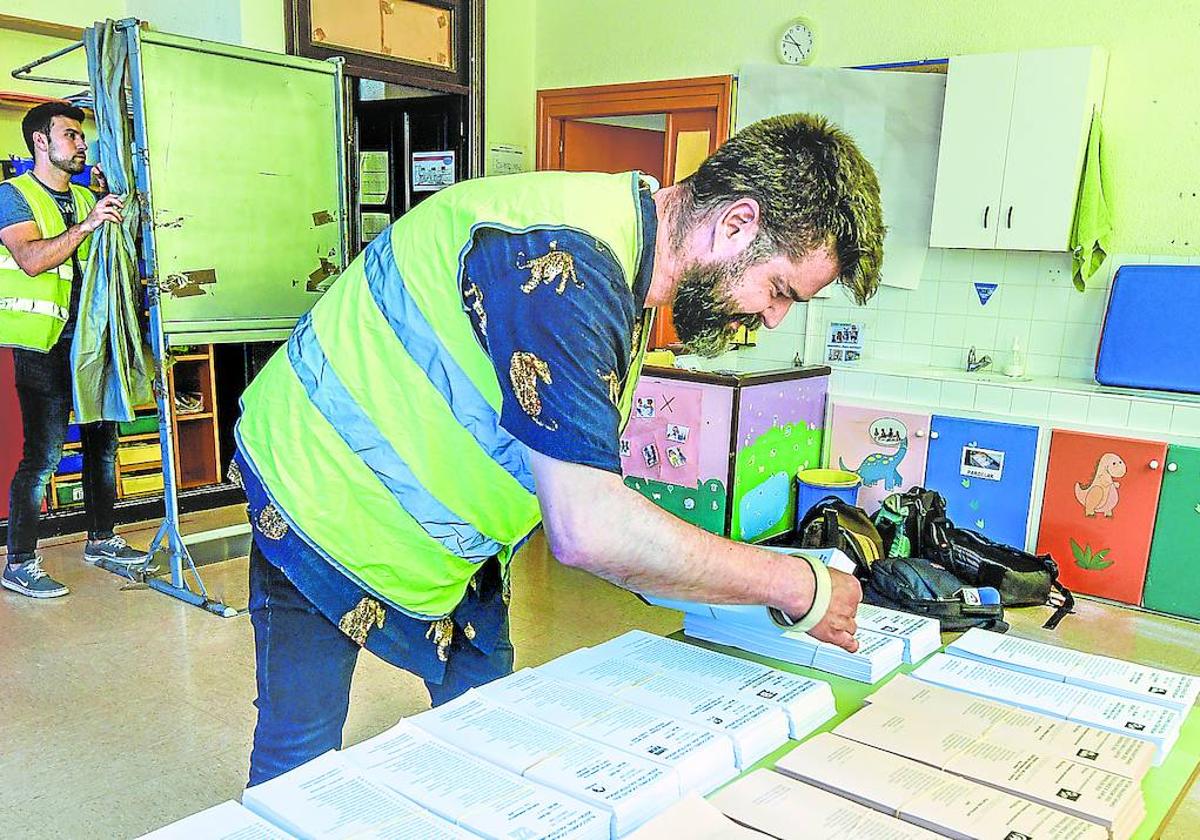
top-left (840, 437), bottom-right (908, 490)
top-left (1074, 452), bottom-right (1125, 517)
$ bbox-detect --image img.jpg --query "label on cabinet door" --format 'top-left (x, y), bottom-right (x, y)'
top-left (961, 445), bottom-right (1005, 481)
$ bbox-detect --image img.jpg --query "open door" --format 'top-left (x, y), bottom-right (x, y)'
top-left (537, 77), bottom-right (733, 349)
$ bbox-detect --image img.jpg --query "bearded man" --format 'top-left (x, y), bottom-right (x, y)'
top-left (232, 113), bottom-right (885, 785)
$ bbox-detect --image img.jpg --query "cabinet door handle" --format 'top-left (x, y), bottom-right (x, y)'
top-left (930, 431), bottom-right (940, 440)
top-left (983, 206), bottom-right (990, 229)
top-left (1149, 459), bottom-right (1160, 470)
top-left (1006, 206), bottom-right (1013, 229)
top-left (1167, 462), bottom-right (1178, 472)
top-left (915, 429), bottom-right (926, 438)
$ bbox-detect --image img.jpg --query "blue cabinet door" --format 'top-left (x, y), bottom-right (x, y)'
top-left (925, 415), bottom-right (1040, 549)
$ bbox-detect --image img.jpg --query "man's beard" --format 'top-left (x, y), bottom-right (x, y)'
top-left (671, 255), bottom-right (764, 358)
top-left (50, 149), bottom-right (85, 175)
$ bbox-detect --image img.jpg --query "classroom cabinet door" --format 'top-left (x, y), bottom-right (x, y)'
top-left (928, 51), bottom-right (1016, 249)
top-left (1036, 429), bottom-right (1167, 605)
top-left (828, 404), bottom-right (931, 515)
top-left (1142, 445), bottom-right (1200, 619)
top-left (925, 415), bottom-right (1040, 550)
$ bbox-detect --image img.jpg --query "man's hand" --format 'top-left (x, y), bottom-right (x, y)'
top-left (89, 162), bottom-right (109, 194)
top-left (805, 568), bottom-right (862, 653)
top-left (81, 193), bottom-right (124, 233)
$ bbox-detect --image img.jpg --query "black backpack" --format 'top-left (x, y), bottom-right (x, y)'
top-left (874, 487), bottom-right (1074, 629)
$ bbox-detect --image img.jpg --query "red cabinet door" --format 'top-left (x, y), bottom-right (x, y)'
top-left (1036, 429), bottom-right (1167, 605)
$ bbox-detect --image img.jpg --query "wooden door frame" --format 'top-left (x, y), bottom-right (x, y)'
top-left (535, 75), bottom-right (733, 172)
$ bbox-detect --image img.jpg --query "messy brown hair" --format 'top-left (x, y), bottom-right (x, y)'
top-left (675, 113), bottom-right (885, 304)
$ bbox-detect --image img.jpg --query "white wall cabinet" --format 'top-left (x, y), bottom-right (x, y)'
top-left (930, 47), bottom-right (1106, 252)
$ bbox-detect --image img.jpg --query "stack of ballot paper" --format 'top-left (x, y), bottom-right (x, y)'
top-left (538, 647), bottom-right (792, 767)
top-left (241, 751), bottom-right (472, 839)
top-left (861, 675), bottom-right (1156, 782)
top-left (913, 654), bottom-right (1184, 762)
top-left (472, 669), bottom-right (739, 794)
top-left (854, 603), bottom-right (943, 663)
top-left (948, 628), bottom-right (1200, 712)
top-left (409, 694), bottom-right (678, 836)
top-left (137, 801), bottom-right (296, 839)
top-left (579, 630), bottom-right (836, 738)
top-left (684, 606), bottom-right (905, 683)
top-left (834, 684), bottom-right (1147, 836)
top-left (775, 734), bottom-right (1114, 840)
top-left (343, 720), bottom-right (609, 840)
top-left (711, 768), bottom-right (942, 840)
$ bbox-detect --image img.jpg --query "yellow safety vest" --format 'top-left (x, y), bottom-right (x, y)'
top-left (0, 172), bottom-right (95, 351)
top-left (237, 171), bottom-right (654, 618)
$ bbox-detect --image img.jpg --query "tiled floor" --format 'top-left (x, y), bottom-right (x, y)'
top-left (1, 507), bottom-right (1196, 837)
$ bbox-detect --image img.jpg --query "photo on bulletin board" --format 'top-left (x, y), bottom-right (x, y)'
top-left (413, 150), bottom-right (456, 192)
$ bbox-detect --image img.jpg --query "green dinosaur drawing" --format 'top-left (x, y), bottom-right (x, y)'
top-left (1071, 537), bottom-right (1113, 571)
top-left (975, 519), bottom-right (986, 529)
top-left (968, 499), bottom-right (980, 511)
top-left (961, 478), bottom-right (971, 488)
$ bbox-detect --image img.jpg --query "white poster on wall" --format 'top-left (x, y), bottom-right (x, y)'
top-left (735, 64), bottom-right (947, 292)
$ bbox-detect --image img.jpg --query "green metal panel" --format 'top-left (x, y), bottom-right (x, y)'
top-left (1143, 444), bottom-right (1200, 619)
top-left (136, 33), bottom-right (346, 340)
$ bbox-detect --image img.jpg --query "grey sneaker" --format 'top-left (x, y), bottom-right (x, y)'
top-left (83, 534), bottom-right (151, 567)
top-left (2, 556), bottom-right (70, 598)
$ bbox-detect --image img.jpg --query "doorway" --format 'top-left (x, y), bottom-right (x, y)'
top-left (351, 82), bottom-right (468, 254)
top-left (537, 76), bottom-right (734, 349)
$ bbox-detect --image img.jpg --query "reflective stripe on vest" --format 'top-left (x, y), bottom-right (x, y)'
top-left (237, 171), bottom-right (651, 618)
top-left (0, 173), bottom-right (96, 351)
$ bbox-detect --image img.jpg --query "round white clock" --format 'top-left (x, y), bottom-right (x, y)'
top-left (778, 18), bottom-right (816, 66)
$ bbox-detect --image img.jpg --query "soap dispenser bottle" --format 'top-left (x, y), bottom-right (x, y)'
top-left (1003, 337), bottom-right (1025, 378)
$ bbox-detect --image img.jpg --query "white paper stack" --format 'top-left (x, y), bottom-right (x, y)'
top-left (854, 603), bottom-right (942, 664)
top-left (343, 720), bottom-right (609, 840)
top-left (241, 751), bottom-right (472, 839)
top-left (136, 801), bottom-right (297, 839)
top-left (538, 647), bottom-right (790, 768)
top-left (473, 668), bottom-right (739, 794)
top-left (409, 694), bottom-right (679, 836)
top-left (581, 630), bottom-right (835, 738)
top-left (913, 654), bottom-right (1183, 762)
top-left (775, 734), bottom-right (1111, 840)
top-left (861, 675), bottom-right (1156, 782)
top-left (684, 607), bottom-right (906, 684)
top-left (948, 628), bottom-right (1200, 712)
top-left (711, 768), bottom-right (943, 840)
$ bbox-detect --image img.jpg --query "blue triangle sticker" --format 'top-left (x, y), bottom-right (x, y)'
top-left (974, 282), bottom-right (998, 305)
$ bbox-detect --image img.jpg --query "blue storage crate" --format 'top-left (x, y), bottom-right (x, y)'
top-left (57, 452), bottom-right (83, 475)
top-left (65, 423), bottom-right (81, 444)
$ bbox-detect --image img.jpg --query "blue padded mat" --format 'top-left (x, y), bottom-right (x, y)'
top-left (1095, 264), bottom-right (1200, 394)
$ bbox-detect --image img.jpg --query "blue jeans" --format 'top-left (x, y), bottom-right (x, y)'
top-left (7, 342), bottom-right (117, 560)
top-left (246, 543), bottom-right (514, 786)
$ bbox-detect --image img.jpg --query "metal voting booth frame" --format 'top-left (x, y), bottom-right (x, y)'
top-left (14, 20), bottom-right (348, 616)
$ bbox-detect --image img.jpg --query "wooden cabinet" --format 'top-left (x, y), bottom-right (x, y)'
top-left (1142, 445), bottom-right (1200, 619)
top-left (1036, 429), bottom-right (1166, 605)
top-left (930, 47), bottom-right (1106, 251)
top-left (828, 404), bottom-right (931, 515)
top-left (925, 415), bottom-right (1040, 550)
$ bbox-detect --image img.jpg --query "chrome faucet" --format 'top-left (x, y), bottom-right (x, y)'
top-left (966, 346), bottom-right (992, 373)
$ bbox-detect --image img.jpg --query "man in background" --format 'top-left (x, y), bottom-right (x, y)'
top-left (0, 101), bottom-right (149, 599)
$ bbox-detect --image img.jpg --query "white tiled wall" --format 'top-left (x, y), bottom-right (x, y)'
top-left (728, 248), bottom-right (1198, 390)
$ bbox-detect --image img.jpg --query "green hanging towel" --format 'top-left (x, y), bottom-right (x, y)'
top-left (1069, 110), bottom-right (1113, 291)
